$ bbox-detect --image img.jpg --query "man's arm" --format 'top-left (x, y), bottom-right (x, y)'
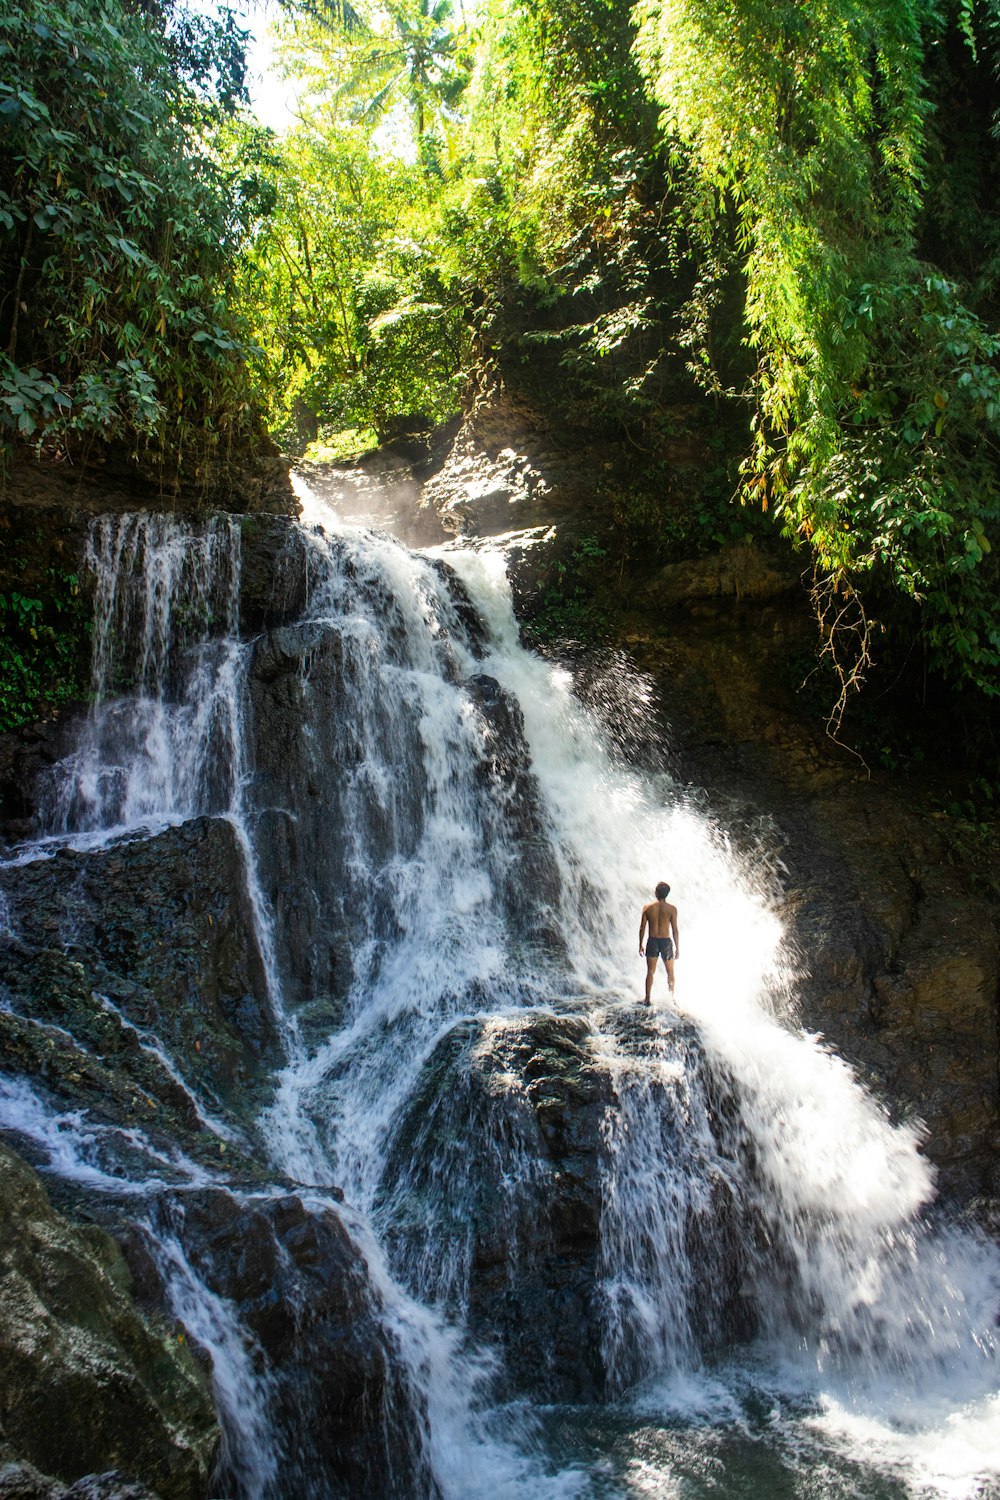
top-left (639, 905), bottom-right (649, 955)
top-left (670, 907), bottom-right (679, 959)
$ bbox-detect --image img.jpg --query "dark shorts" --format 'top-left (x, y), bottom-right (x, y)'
top-left (646, 937), bottom-right (674, 962)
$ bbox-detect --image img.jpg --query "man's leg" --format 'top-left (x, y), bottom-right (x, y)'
top-left (665, 956), bottom-right (675, 995)
top-left (644, 956), bottom-right (657, 1003)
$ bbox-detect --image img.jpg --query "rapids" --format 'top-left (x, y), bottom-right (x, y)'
top-left (0, 477), bottom-right (997, 1499)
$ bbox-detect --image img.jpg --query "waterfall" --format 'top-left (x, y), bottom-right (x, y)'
top-left (40, 512), bottom-right (245, 836)
top-left (0, 491), bottom-right (998, 1500)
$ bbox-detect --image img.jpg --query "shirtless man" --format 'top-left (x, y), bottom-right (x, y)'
top-left (639, 881), bottom-right (679, 1003)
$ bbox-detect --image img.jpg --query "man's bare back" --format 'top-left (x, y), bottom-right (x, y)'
top-left (639, 881), bottom-right (679, 1003)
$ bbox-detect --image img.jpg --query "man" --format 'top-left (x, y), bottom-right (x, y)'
top-left (639, 881), bottom-right (679, 1003)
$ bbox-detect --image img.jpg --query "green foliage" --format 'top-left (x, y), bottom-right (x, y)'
top-left (607, 460), bottom-right (769, 568)
top-left (0, 0), bottom-right (266, 465)
top-left (459, 0), bottom-right (715, 465)
top-left (523, 534), bottom-right (613, 646)
top-left (275, 0), bottom-right (470, 148)
top-left (633, 0), bottom-right (1000, 706)
top-left (228, 0), bottom-right (482, 447)
top-left (234, 121), bottom-right (467, 444)
top-left (0, 571), bottom-right (89, 731)
top-left (819, 275), bottom-right (1000, 688)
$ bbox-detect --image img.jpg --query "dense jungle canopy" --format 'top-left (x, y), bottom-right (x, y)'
top-left (2, 0), bottom-right (999, 762)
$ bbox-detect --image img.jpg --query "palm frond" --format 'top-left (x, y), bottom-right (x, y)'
top-left (290, 0), bottom-right (367, 36)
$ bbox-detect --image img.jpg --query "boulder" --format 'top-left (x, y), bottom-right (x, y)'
top-left (381, 1006), bottom-right (757, 1400)
top-left (0, 1144), bottom-right (216, 1499)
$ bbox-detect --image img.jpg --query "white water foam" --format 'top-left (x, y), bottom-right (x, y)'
top-left (42, 513), bottom-right (245, 837)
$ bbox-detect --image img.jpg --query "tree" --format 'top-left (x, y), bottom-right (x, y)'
top-left (234, 121), bottom-right (466, 444)
top-left (0, 0), bottom-right (267, 468)
top-left (275, 0), bottom-right (471, 156)
top-left (634, 0), bottom-right (1000, 710)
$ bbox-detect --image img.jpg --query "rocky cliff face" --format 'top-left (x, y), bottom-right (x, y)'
top-left (0, 414), bottom-right (997, 1496)
top-left (0, 800), bottom-right (436, 1497)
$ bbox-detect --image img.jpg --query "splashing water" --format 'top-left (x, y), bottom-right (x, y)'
top-left (0, 482), bottom-right (996, 1499)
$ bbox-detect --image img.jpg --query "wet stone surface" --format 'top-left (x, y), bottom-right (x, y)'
top-left (0, 817), bottom-right (278, 1168)
top-left (125, 1187), bottom-right (433, 1500)
top-left (0, 1462), bottom-right (162, 1500)
top-left (381, 1005), bottom-right (759, 1401)
top-left (0, 1142), bottom-right (217, 1500)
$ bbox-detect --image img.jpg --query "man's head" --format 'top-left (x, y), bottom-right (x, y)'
top-left (654, 881), bottom-right (670, 900)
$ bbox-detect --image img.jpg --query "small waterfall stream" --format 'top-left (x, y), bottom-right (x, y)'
top-left (0, 485), bottom-right (998, 1499)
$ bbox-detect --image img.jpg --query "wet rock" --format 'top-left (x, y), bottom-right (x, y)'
top-left (466, 676), bottom-right (562, 938)
top-left (247, 622), bottom-right (372, 1023)
top-left (382, 1006), bottom-right (756, 1400)
top-left (0, 817), bottom-right (277, 1146)
top-left (0, 1143), bottom-right (216, 1499)
top-left (425, 558), bottom-right (488, 657)
top-left (247, 617), bottom-right (566, 1026)
top-left (0, 1461), bottom-right (161, 1499)
top-left (0, 719), bottom-right (84, 846)
top-left (137, 1188), bottom-right (432, 1500)
top-left (237, 516), bottom-right (313, 633)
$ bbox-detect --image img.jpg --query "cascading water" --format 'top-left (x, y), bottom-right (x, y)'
top-left (0, 481), bottom-right (997, 1500)
top-left (40, 511), bottom-right (245, 836)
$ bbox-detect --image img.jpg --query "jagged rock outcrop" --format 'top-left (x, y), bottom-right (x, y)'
top-left (0, 817), bottom-right (277, 1161)
top-left (122, 1189), bottom-right (432, 1500)
top-left (0, 1143), bottom-right (216, 1499)
top-left (237, 517), bottom-right (312, 634)
top-left (421, 393), bottom-right (631, 540)
top-left (248, 615), bottom-right (392, 1028)
top-left (382, 1006), bottom-right (757, 1400)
